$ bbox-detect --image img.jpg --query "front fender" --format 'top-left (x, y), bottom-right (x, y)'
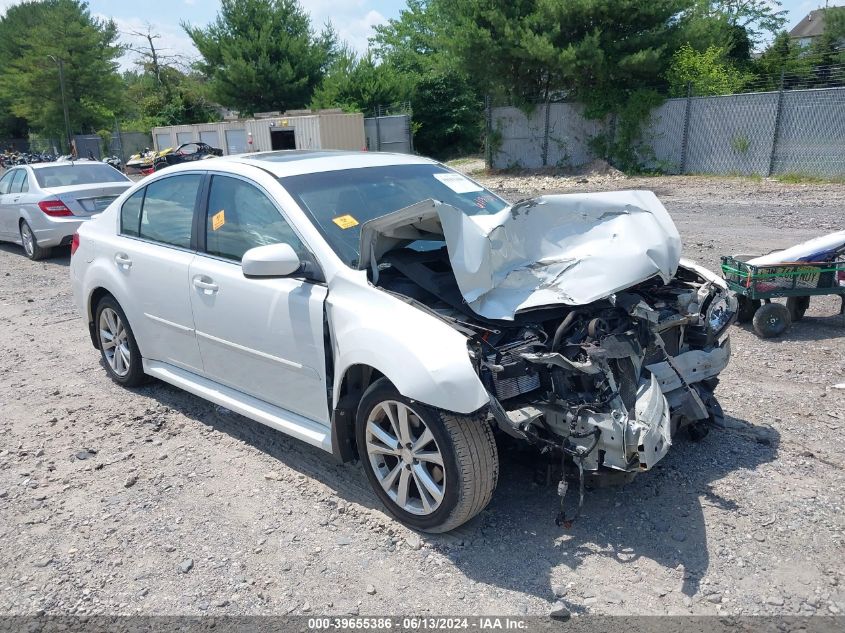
top-left (327, 274), bottom-right (489, 415)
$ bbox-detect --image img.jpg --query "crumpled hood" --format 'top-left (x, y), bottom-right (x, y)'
top-left (360, 190), bottom-right (682, 321)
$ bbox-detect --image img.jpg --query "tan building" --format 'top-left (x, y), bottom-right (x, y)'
top-left (151, 110), bottom-right (366, 155)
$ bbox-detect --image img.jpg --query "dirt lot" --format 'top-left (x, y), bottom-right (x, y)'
top-left (0, 172), bottom-right (843, 618)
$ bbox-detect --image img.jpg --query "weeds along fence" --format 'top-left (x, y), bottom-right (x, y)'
top-left (488, 85), bottom-right (845, 178)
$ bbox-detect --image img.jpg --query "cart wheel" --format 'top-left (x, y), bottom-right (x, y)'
top-left (736, 296), bottom-right (761, 324)
top-left (752, 302), bottom-right (791, 338)
top-left (786, 296), bottom-right (810, 321)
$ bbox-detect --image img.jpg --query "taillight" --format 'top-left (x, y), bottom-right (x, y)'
top-left (70, 232), bottom-right (80, 256)
top-left (38, 199), bottom-right (73, 217)
top-left (837, 269), bottom-right (845, 286)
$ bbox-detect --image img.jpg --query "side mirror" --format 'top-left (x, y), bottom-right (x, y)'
top-left (242, 243), bottom-right (301, 277)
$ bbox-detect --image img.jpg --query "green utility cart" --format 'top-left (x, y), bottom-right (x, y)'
top-left (720, 256), bottom-right (845, 338)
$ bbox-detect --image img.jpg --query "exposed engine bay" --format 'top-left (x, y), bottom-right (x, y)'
top-left (364, 191), bottom-right (737, 524)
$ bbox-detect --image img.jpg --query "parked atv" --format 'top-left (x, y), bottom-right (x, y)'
top-left (151, 142), bottom-right (223, 172)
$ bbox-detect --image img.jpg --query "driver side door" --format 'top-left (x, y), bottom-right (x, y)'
top-left (187, 173), bottom-right (330, 425)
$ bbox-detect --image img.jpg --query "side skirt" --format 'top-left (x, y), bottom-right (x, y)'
top-left (143, 359), bottom-right (333, 454)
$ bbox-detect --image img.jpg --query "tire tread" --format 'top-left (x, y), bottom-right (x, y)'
top-left (427, 410), bottom-right (499, 533)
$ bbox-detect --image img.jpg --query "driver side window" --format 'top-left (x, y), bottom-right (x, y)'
top-left (204, 175), bottom-right (306, 262)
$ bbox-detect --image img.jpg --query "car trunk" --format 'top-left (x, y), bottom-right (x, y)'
top-left (41, 183), bottom-right (131, 217)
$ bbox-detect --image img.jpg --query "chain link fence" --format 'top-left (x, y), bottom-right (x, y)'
top-left (489, 85), bottom-right (845, 178)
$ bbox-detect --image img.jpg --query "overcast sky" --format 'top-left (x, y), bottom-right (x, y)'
top-left (0, 0), bottom-right (843, 72)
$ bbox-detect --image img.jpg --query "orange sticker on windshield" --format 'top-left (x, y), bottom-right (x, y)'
top-left (211, 209), bottom-right (225, 231)
top-left (332, 214), bottom-right (359, 229)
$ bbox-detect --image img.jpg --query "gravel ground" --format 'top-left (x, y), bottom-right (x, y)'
top-left (0, 171), bottom-right (844, 618)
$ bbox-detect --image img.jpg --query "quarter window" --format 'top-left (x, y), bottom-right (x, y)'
top-left (18, 172), bottom-right (28, 193)
top-left (131, 174), bottom-right (201, 248)
top-left (204, 175), bottom-right (305, 262)
top-left (120, 188), bottom-right (145, 237)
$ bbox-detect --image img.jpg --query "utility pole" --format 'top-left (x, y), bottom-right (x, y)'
top-left (48, 55), bottom-right (72, 153)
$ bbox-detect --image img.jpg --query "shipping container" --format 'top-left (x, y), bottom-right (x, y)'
top-left (152, 111), bottom-right (366, 156)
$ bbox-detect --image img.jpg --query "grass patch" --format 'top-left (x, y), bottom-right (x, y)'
top-left (445, 156), bottom-right (483, 166)
top-left (774, 173), bottom-right (845, 185)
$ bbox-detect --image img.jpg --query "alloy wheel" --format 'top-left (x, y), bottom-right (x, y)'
top-left (365, 400), bottom-right (446, 516)
top-left (20, 223), bottom-right (34, 257)
top-left (98, 307), bottom-right (131, 377)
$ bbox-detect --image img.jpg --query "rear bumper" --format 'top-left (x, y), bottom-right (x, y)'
top-left (30, 217), bottom-right (86, 248)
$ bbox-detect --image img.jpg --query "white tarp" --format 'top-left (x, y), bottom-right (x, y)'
top-left (360, 191), bottom-right (683, 321)
top-left (747, 230), bottom-right (845, 266)
top-left (438, 191), bottom-right (682, 320)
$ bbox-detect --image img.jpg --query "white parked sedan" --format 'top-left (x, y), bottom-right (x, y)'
top-left (70, 151), bottom-right (735, 532)
top-left (0, 161), bottom-right (132, 259)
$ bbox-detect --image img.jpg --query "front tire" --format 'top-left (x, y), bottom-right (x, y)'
top-left (356, 379), bottom-right (498, 533)
top-left (20, 220), bottom-right (50, 260)
top-left (94, 296), bottom-right (147, 387)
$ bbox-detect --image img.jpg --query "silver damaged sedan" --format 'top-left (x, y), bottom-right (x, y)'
top-left (70, 151), bottom-right (736, 532)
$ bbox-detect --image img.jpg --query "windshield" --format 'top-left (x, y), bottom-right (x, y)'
top-left (279, 164), bottom-right (507, 266)
top-left (33, 163), bottom-right (130, 188)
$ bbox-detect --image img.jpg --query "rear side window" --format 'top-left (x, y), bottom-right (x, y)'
top-left (120, 189), bottom-right (145, 237)
top-left (139, 174), bottom-right (202, 248)
top-left (18, 172), bottom-right (28, 193)
top-left (121, 174), bottom-right (201, 248)
top-left (204, 175), bottom-right (305, 262)
top-left (9, 170), bottom-right (26, 194)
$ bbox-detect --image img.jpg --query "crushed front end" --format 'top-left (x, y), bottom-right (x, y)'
top-left (464, 264), bottom-right (735, 522)
top-left (364, 191), bottom-right (737, 525)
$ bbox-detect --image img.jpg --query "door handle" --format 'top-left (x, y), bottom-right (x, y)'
top-left (114, 253), bottom-right (132, 269)
top-left (192, 276), bottom-right (219, 294)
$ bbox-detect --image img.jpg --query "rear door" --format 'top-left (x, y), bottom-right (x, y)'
top-left (188, 173), bottom-right (330, 424)
top-left (112, 172), bottom-right (205, 372)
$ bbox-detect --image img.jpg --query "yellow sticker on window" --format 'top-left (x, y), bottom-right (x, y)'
top-left (332, 214), bottom-right (359, 229)
top-left (211, 209), bottom-right (225, 231)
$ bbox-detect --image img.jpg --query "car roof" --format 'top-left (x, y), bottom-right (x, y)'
top-left (227, 150), bottom-right (440, 178)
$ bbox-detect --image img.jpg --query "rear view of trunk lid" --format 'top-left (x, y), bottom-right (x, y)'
top-left (41, 183), bottom-right (131, 217)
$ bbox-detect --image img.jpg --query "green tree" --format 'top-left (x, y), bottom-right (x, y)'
top-left (752, 31), bottom-right (812, 89)
top-left (826, 6), bottom-right (845, 42)
top-left (433, 0), bottom-right (690, 107)
top-left (667, 43), bottom-right (752, 95)
top-left (371, 0), bottom-right (443, 75)
top-left (120, 27), bottom-right (218, 130)
top-left (370, 0), bottom-right (483, 159)
top-left (184, 0), bottom-right (336, 116)
top-left (687, 1), bottom-right (786, 47)
top-left (807, 9), bottom-right (845, 87)
top-left (411, 68), bottom-right (482, 159)
top-left (0, 0), bottom-right (123, 145)
top-left (311, 49), bottom-right (410, 114)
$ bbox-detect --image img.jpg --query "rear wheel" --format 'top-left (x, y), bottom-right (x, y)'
top-left (20, 220), bottom-right (50, 260)
top-left (95, 296), bottom-right (147, 387)
top-left (752, 302), bottom-right (791, 338)
top-left (356, 379), bottom-right (498, 533)
top-left (786, 296), bottom-right (810, 321)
